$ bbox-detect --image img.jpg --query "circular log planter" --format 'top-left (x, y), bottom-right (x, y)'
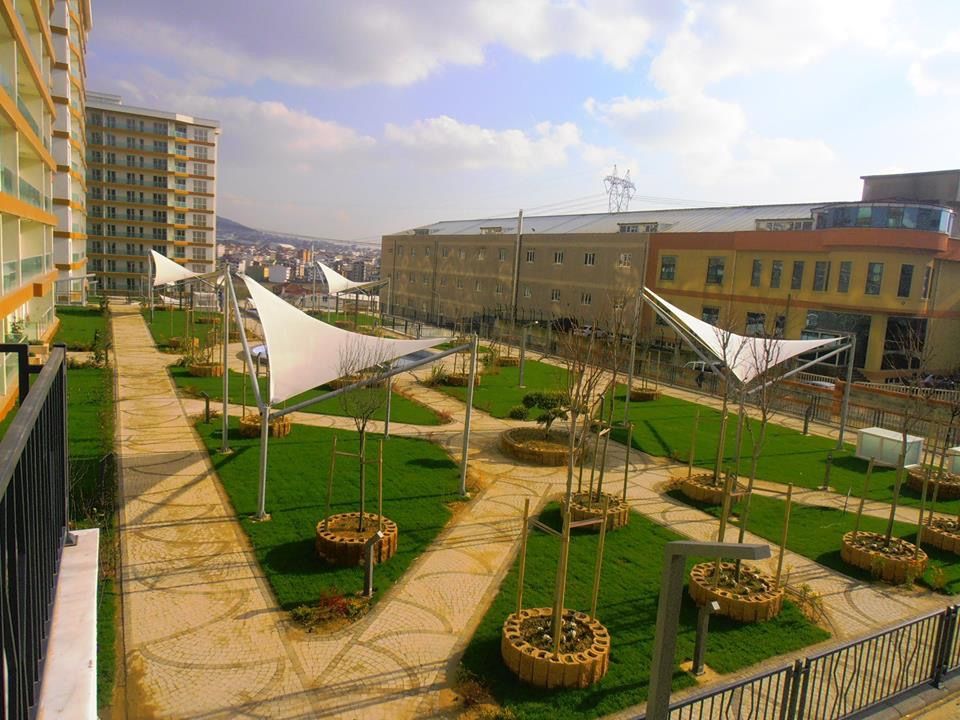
top-left (168, 336), bottom-right (199, 351)
top-left (501, 608), bottom-right (610, 689)
top-left (569, 491), bottom-right (630, 531)
top-left (327, 375), bottom-right (362, 390)
top-left (443, 373), bottom-right (480, 387)
top-left (497, 356), bottom-right (520, 367)
top-left (195, 315), bottom-right (221, 325)
top-left (315, 512), bottom-right (399, 566)
top-left (907, 470), bottom-right (960, 500)
top-left (689, 562), bottom-right (784, 623)
top-left (500, 428), bottom-right (582, 467)
top-left (840, 531), bottom-right (928, 584)
top-left (678, 474), bottom-right (747, 505)
top-left (922, 519), bottom-right (960, 555)
top-left (238, 413), bottom-right (292, 438)
top-left (629, 388), bottom-right (660, 402)
top-left (187, 362), bottom-right (223, 378)
top-left (334, 320), bottom-right (355, 330)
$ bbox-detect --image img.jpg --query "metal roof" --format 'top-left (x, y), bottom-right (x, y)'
top-left (393, 203), bottom-right (826, 236)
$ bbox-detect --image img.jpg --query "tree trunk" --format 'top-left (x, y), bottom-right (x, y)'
top-left (358, 429), bottom-right (367, 532)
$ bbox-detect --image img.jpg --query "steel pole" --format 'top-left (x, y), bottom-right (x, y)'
top-left (837, 335), bottom-right (856, 449)
top-left (256, 406), bottom-right (270, 519)
top-left (518, 326), bottom-right (527, 387)
top-left (221, 266), bottom-right (230, 453)
top-left (459, 334), bottom-right (478, 496)
top-left (384, 375), bottom-right (392, 439)
top-left (148, 254), bottom-right (154, 324)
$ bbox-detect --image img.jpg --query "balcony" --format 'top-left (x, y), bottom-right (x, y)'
top-left (16, 95), bottom-right (41, 139)
top-left (18, 177), bottom-right (46, 211)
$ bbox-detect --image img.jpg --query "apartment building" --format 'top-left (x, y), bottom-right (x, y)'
top-left (382, 170), bottom-right (960, 380)
top-left (51, 0), bottom-right (91, 304)
top-left (85, 93), bottom-right (219, 295)
top-left (0, 0), bottom-right (91, 415)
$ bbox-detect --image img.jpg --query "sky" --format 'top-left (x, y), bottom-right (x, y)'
top-left (86, 1), bottom-right (960, 245)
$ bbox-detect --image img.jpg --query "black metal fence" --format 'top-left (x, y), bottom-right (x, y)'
top-left (649, 605), bottom-right (960, 720)
top-left (0, 344), bottom-right (70, 720)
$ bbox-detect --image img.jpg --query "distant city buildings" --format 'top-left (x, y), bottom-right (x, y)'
top-left (85, 92), bottom-right (220, 294)
top-left (383, 169), bottom-right (960, 380)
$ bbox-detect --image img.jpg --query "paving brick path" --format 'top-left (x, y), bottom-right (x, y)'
top-left (111, 305), bottom-right (953, 719)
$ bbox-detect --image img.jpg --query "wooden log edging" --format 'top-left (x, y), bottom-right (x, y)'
top-left (238, 413), bottom-right (292, 438)
top-left (500, 608), bottom-right (610, 689)
top-left (569, 492), bottom-right (630, 531)
top-left (443, 373), bottom-right (480, 387)
top-left (499, 428), bottom-right (580, 467)
top-left (922, 521), bottom-right (960, 555)
top-left (496, 356), bottom-right (520, 367)
top-left (187, 362), bottom-right (223, 378)
top-left (679, 474), bottom-right (747, 506)
top-left (907, 470), bottom-right (960, 500)
top-left (840, 531), bottom-right (928, 584)
top-left (315, 512), bottom-right (399, 566)
top-left (688, 562), bottom-right (784, 623)
top-left (629, 388), bottom-right (660, 402)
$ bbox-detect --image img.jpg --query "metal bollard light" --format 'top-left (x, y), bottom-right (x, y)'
top-left (692, 600), bottom-right (721, 676)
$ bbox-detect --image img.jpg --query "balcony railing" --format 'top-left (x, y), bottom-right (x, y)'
top-left (1, 165), bottom-right (14, 195)
top-left (16, 95), bottom-right (41, 139)
top-left (18, 177), bottom-right (43, 210)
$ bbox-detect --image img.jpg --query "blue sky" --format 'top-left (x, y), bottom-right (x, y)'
top-left (86, 1), bottom-right (960, 243)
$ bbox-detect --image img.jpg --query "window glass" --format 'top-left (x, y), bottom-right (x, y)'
top-left (837, 261), bottom-right (852, 293)
top-left (750, 259), bottom-right (761, 287)
top-left (897, 264), bottom-right (913, 298)
top-left (813, 261), bottom-right (830, 291)
top-left (791, 261), bottom-right (804, 290)
top-left (770, 260), bottom-right (782, 288)
top-left (659, 255), bottom-right (677, 281)
top-left (706, 257), bottom-right (724, 285)
top-left (865, 262), bottom-right (883, 295)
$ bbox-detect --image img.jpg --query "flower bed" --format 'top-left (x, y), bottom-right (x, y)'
top-left (500, 428), bottom-right (581, 466)
top-left (238, 413), bottom-right (292, 438)
top-left (569, 491), bottom-right (630, 531)
top-left (315, 512), bottom-right (399, 566)
top-left (907, 469), bottom-right (960, 500)
top-left (923, 519), bottom-right (960, 555)
top-left (187, 362), bottom-right (223, 378)
top-left (500, 608), bottom-right (610, 689)
top-left (840, 531), bottom-right (928, 584)
top-left (689, 561), bottom-right (784, 623)
top-left (679, 474), bottom-right (747, 505)
top-left (629, 388), bottom-right (660, 402)
top-left (168, 336), bottom-right (199, 351)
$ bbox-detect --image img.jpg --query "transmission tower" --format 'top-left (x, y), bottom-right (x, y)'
top-left (603, 165), bottom-right (636, 213)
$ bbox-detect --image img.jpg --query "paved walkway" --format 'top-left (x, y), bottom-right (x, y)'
top-left (113, 307), bottom-right (954, 719)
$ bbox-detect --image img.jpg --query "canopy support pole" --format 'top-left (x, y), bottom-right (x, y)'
top-left (228, 274), bottom-right (264, 411)
top-left (221, 264), bottom-right (230, 454)
top-left (837, 334), bottom-right (857, 449)
top-left (459, 334), bottom-right (478, 497)
top-left (256, 404), bottom-right (270, 520)
top-left (148, 254), bottom-right (154, 324)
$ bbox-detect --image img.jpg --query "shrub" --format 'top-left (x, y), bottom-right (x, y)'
top-left (522, 391), bottom-right (569, 437)
top-left (508, 405), bottom-right (529, 420)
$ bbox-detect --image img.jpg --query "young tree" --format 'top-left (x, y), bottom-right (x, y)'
top-left (523, 391), bottom-right (569, 438)
top-left (337, 337), bottom-right (390, 533)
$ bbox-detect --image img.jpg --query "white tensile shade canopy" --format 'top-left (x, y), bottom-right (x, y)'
top-left (242, 275), bottom-right (445, 404)
top-left (644, 288), bottom-right (841, 386)
top-left (150, 249), bottom-right (202, 286)
top-left (318, 262), bottom-right (381, 295)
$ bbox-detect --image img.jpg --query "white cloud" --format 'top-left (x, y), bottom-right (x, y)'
top-left (92, 0), bottom-right (654, 89)
top-left (384, 116), bottom-right (583, 170)
top-left (908, 33), bottom-right (960, 97)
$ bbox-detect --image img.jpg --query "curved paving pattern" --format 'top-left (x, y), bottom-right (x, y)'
top-left (113, 306), bottom-right (954, 719)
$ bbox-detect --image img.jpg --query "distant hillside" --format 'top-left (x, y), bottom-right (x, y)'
top-left (216, 215), bottom-right (364, 251)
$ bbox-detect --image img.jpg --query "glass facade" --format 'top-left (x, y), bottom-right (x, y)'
top-left (814, 203), bottom-right (954, 234)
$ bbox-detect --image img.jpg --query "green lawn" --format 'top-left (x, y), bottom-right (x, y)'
top-left (53, 307), bottom-right (109, 351)
top-left (612, 391), bottom-right (960, 515)
top-left (676, 490), bottom-right (960, 594)
top-left (460, 505), bottom-right (830, 720)
top-left (197, 419), bottom-right (463, 608)
top-left (142, 308), bottom-right (202, 349)
top-left (171, 366), bottom-right (444, 425)
top-left (436, 359), bottom-right (567, 418)
top-left (308, 310), bottom-right (379, 327)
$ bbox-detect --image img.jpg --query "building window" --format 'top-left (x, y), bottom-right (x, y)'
top-left (618, 224), bottom-right (639, 233)
top-left (193, 128), bottom-right (209, 142)
top-left (580, 292), bottom-right (592, 305)
top-left (192, 231), bottom-right (206, 242)
top-left (439, 277), bottom-right (447, 287)
top-left (554, 251), bottom-right (564, 265)
top-left (495, 282), bottom-right (503, 295)
top-left (813, 261), bottom-right (830, 292)
top-left (191, 248), bottom-right (206, 260)
top-left (193, 180), bottom-right (208, 193)
top-left (659, 255), bottom-right (677, 281)
top-left (617, 252), bottom-right (632, 268)
top-left (750, 259), bottom-right (761, 287)
top-left (424, 246), bottom-right (430, 257)
top-left (526, 249), bottom-right (536, 263)
top-left (897, 264), bottom-right (913, 298)
top-left (440, 247), bottom-right (447, 257)
top-left (770, 260), bottom-right (783, 289)
top-left (424, 274), bottom-right (430, 286)
top-left (584, 252), bottom-right (595, 266)
top-left (458, 248), bottom-right (466, 259)
top-left (523, 286), bottom-right (532, 298)
top-left (551, 288), bottom-right (561, 303)
top-left (837, 261), bottom-right (852, 293)
top-left (746, 312), bottom-right (766, 336)
top-left (498, 248), bottom-right (507, 261)
top-left (192, 163), bottom-right (208, 176)
top-left (477, 247), bottom-right (486, 260)
top-left (456, 277), bottom-right (464, 289)
top-left (865, 262), bottom-right (883, 295)
top-left (397, 246), bottom-right (404, 257)
top-left (194, 147), bottom-right (208, 160)
top-left (706, 257), bottom-right (725, 285)
top-left (474, 279), bottom-right (482, 292)
top-left (791, 261), bottom-right (805, 290)
top-left (922, 266), bottom-right (932, 300)
top-left (701, 306), bottom-right (720, 325)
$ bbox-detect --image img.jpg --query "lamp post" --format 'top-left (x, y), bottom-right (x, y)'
top-left (646, 541), bottom-right (771, 720)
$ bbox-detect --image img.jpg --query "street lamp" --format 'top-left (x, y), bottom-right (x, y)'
top-left (646, 540), bottom-right (771, 720)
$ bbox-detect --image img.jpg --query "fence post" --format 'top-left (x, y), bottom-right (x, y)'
top-left (792, 658), bottom-right (812, 720)
top-left (933, 606), bottom-right (957, 687)
top-left (781, 658), bottom-right (806, 720)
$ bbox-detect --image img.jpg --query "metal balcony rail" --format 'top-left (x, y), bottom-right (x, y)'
top-left (0, 345), bottom-right (70, 720)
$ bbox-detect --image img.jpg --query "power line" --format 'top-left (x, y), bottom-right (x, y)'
top-left (603, 165), bottom-right (636, 212)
